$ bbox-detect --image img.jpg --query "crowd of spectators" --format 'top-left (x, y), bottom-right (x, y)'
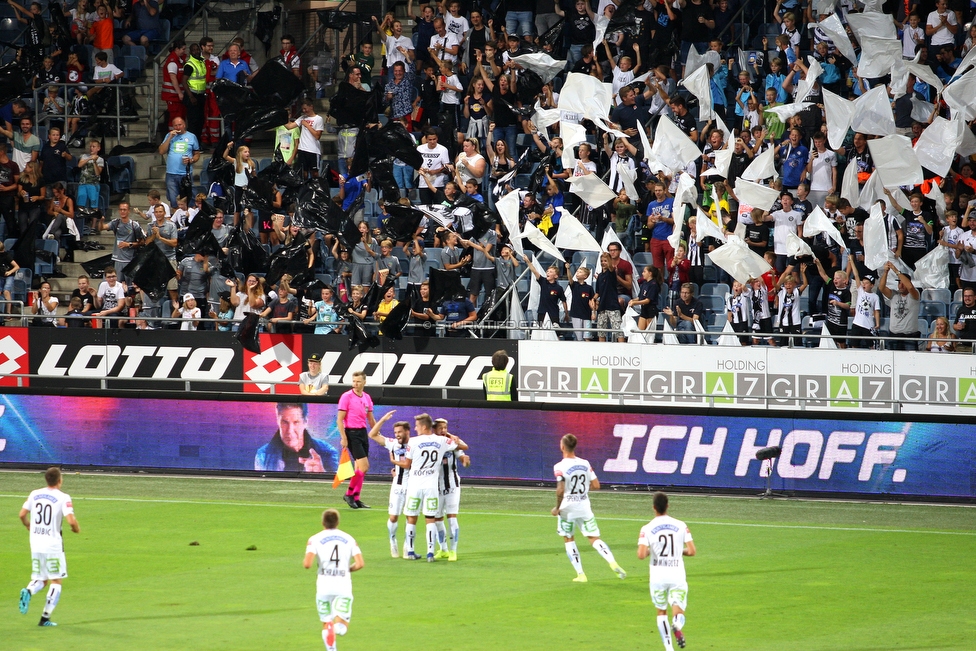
top-left (4, 0), bottom-right (976, 355)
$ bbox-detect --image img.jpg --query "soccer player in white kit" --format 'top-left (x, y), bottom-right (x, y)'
top-left (432, 417), bottom-right (470, 561)
top-left (402, 413), bottom-right (458, 561)
top-left (366, 410), bottom-right (412, 558)
top-left (638, 492), bottom-right (696, 650)
top-left (552, 434), bottom-right (626, 582)
top-left (304, 508), bottom-right (365, 651)
top-left (18, 467), bottom-right (81, 626)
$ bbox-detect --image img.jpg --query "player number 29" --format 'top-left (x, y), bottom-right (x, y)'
top-left (33, 502), bottom-right (53, 526)
top-left (658, 533), bottom-right (675, 557)
top-left (418, 450), bottom-right (439, 471)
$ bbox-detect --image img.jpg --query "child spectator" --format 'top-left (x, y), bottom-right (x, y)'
top-left (76, 139), bottom-right (103, 211)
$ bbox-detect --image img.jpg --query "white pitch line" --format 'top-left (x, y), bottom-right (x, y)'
top-left (1, 494), bottom-right (974, 537)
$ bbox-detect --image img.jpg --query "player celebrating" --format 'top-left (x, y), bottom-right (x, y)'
top-left (433, 417), bottom-right (470, 561)
top-left (366, 410), bottom-right (412, 558)
top-left (337, 370), bottom-right (377, 509)
top-left (552, 434), bottom-right (626, 583)
top-left (638, 492), bottom-right (696, 650)
top-left (18, 467), bottom-right (81, 626)
top-left (304, 508), bottom-right (365, 651)
top-left (402, 413), bottom-right (458, 561)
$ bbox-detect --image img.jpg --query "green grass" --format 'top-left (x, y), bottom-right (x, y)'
top-left (1, 472), bottom-right (975, 651)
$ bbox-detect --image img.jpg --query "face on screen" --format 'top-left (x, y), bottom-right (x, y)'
top-left (277, 406), bottom-right (306, 450)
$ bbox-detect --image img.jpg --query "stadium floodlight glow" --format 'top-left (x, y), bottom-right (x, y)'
top-left (755, 446), bottom-right (783, 499)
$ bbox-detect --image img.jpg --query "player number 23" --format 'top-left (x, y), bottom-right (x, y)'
top-left (567, 475), bottom-right (586, 495)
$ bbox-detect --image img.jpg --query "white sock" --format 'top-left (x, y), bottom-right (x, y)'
top-left (657, 615), bottom-right (675, 651)
top-left (425, 523), bottom-right (437, 555)
top-left (322, 629), bottom-right (333, 650)
top-left (387, 519), bottom-right (398, 542)
top-left (591, 539), bottom-right (617, 565)
top-left (26, 580), bottom-right (45, 595)
top-left (435, 520), bottom-right (448, 550)
top-left (673, 613), bottom-right (685, 631)
top-left (335, 622), bottom-right (347, 636)
top-left (564, 541), bottom-right (584, 574)
top-left (448, 517), bottom-right (459, 552)
top-left (42, 584), bottom-right (61, 618)
top-left (405, 523), bottom-right (416, 553)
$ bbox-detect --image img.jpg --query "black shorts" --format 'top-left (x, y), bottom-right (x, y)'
top-left (346, 427), bottom-right (369, 460)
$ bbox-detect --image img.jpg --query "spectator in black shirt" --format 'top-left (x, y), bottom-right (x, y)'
top-left (668, 96), bottom-right (698, 142)
top-left (38, 126), bottom-right (71, 186)
top-left (678, 0), bottom-right (715, 72)
top-left (953, 287), bottom-right (976, 351)
top-left (525, 255), bottom-right (567, 326)
top-left (664, 282), bottom-right (705, 344)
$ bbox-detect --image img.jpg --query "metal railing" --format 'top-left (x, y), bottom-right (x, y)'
top-left (0, 367), bottom-right (972, 411)
top-left (10, 303), bottom-right (973, 351)
top-left (32, 80), bottom-right (149, 150)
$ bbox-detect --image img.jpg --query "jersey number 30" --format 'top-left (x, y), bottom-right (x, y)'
top-left (34, 503), bottom-right (53, 526)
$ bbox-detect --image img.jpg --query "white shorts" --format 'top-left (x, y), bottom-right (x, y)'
top-left (556, 508), bottom-right (600, 538)
top-left (389, 486), bottom-right (407, 517)
top-left (441, 486), bottom-right (460, 516)
top-left (403, 486), bottom-right (440, 517)
top-left (650, 581), bottom-right (688, 610)
top-left (316, 593), bottom-right (354, 623)
top-left (31, 552), bottom-right (68, 581)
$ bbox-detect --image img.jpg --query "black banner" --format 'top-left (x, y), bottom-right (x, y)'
top-left (22, 327), bottom-right (517, 398)
top-left (28, 328), bottom-right (244, 392)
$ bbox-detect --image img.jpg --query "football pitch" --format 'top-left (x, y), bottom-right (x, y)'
top-left (1, 472), bottom-right (974, 651)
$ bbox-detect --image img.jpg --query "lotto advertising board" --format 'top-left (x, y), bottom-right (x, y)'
top-left (9, 328), bottom-right (512, 398)
top-left (0, 394), bottom-right (972, 498)
top-left (517, 341), bottom-right (976, 416)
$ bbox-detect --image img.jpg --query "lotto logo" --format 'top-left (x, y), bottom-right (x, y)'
top-left (243, 335), bottom-right (301, 394)
top-left (0, 331), bottom-right (29, 387)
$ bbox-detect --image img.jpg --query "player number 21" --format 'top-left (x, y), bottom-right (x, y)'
top-left (658, 533), bottom-right (675, 557)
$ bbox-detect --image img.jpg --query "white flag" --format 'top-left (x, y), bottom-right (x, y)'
top-left (521, 222), bottom-right (566, 262)
top-left (803, 205), bottom-right (847, 250)
top-left (496, 190), bottom-right (524, 256)
top-left (554, 211), bottom-right (603, 252)
top-left (734, 179), bottom-right (780, 212)
top-left (741, 145), bottom-right (777, 182)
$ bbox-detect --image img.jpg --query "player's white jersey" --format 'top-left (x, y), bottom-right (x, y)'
top-left (405, 434), bottom-right (457, 490)
top-left (22, 488), bottom-right (74, 554)
top-left (384, 438), bottom-right (409, 489)
top-left (553, 456), bottom-right (596, 511)
top-left (638, 515), bottom-right (693, 583)
top-left (440, 449), bottom-right (463, 494)
top-left (306, 528), bottom-right (361, 596)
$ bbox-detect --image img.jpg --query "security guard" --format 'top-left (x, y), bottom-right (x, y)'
top-left (182, 42), bottom-right (208, 142)
top-left (482, 349), bottom-right (516, 401)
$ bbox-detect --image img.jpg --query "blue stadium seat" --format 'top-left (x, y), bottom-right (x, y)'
top-left (632, 252), bottom-right (654, 268)
top-left (921, 288), bottom-right (952, 304)
top-left (34, 239), bottom-right (59, 276)
top-left (122, 56), bottom-right (142, 80)
top-left (920, 300), bottom-right (947, 322)
top-left (701, 282), bottom-right (730, 297)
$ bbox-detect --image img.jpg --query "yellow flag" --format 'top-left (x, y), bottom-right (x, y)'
top-left (332, 448), bottom-right (355, 488)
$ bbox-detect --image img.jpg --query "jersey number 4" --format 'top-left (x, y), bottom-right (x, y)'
top-left (329, 545), bottom-right (341, 567)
